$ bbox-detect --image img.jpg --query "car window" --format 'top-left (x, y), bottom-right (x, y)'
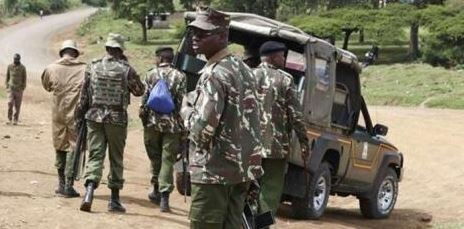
top-left (286, 50), bottom-right (306, 72)
top-left (315, 58), bottom-right (330, 92)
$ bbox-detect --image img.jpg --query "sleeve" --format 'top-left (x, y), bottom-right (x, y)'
top-left (284, 76), bottom-right (309, 147)
top-left (74, 67), bottom-right (91, 124)
top-left (140, 71), bottom-right (151, 108)
top-left (22, 66), bottom-right (27, 90)
top-left (189, 72), bottom-right (226, 151)
top-left (5, 66), bottom-right (10, 88)
top-left (127, 67), bottom-right (145, 97)
top-left (175, 72), bottom-right (187, 113)
top-left (41, 69), bottom-right (53, 92)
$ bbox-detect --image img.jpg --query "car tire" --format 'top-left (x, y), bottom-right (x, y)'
top-left (292, 162), bottom-right (331, 219)
top-left (359, 167), bottom-right (398, 219)
top-left (175, 172), bottom-right (191, 196)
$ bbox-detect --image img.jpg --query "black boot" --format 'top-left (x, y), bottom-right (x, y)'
top-left (64, 178), bottom-right (80, 198)
top-left (55, 169), bottom-right (65, 195)
top-left (160, 192), bottom-right (170, 212)
top-left (108, 189), bottom-right (126, 213)
top-left (148, 184), bottom-right (160, 205)
top-left (80, 181), bottom-right (95, 212)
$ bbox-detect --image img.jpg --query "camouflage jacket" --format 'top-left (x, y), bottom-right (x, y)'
top-left (140, 63), bottom-right (186, 133)
top-left (188, 48), bottom-right (263, 185)
top-left (254, 62), bottom-right (308, 159)
top-left (5, 63), bottom-right (27, 91)
top-left (74, 55), bottom-right (145, 125)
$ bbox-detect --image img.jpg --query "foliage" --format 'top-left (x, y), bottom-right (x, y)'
top-left (211, 0), bottom-right (279, 18)
top-left (361, 64), bottom-right (464, 109)
top-left (289, 15), bottom-right (341, 40)
top-left (422, 10), bottom-right (464, 67)
top-left (82, 0), bottom-right (106, 7)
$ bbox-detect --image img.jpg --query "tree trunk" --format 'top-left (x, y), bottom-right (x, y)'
top-left (409, 22), bottom-right (419, 60)
top-left (371, 0), bottom-right (379, 9)
top-left (141, 21), bottom-right (147, 43)
top-left (342, 28), bottom-right (356, 50)
top-left (359, 28), bottom-right (364, 44)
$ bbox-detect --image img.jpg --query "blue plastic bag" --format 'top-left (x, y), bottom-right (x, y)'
top-left (147, 79), bottom-right (175, 114)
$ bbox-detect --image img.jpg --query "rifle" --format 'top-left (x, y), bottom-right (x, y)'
top-left (72, 120), bottom-right (87, 181)
top-left (181, 136), bottom-right (190, 202)
top-left (242, 180), bottom-right (275, 229)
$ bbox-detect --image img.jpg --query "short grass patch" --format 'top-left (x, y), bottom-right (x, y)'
top-left (433, 221), bottom-right (464, 229)
top-left (361, 64), bottom-right (464, 109)
top-left (77, 9), bottom-right (181, 72)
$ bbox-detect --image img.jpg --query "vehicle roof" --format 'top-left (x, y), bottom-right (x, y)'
top-left (184, 11), bottom-right (362, 72)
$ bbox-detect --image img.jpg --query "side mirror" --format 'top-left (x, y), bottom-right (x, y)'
top-left (373, 124), bottom-right (388, 136)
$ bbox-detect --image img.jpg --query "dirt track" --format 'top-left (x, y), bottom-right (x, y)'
top-left (1, 8), bottom-right (463, 229)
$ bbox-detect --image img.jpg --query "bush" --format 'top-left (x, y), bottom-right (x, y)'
top-left (422, 11), bottom-right (464, 67)
top-left (82, 0), bottom-right (106, 7)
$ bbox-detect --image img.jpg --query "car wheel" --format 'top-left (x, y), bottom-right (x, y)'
top-left (292, 162), bottom-right (331, 219)
top-left (359, 168), bottom-right (398, 219)
top-left (175, 172), bottom-right (191, 196)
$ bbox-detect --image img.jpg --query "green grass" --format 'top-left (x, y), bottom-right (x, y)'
top-left (0, 88), bottom-right (6, 99)
top-left (77, 9), bottom-right (181, 72)
top-left (433, 222), bottom-right (464, 229)
top-left (361, 64), bottom-right (464, 109)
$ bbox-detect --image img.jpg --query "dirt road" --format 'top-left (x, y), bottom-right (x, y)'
top-left (1, 8), bottom-right (463, 229)
top-left (0, 8), bottom-right (96, 74)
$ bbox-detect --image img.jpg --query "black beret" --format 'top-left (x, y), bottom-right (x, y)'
top-left (259, 41), bottom-right (287, 56)
top-left (155, 46), bottom-right (174, 55)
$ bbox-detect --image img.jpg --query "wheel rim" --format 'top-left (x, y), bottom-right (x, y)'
top-left (312, 176), bottom-right (327, 211)
top-left (377, 178), bottom-right (395, 214)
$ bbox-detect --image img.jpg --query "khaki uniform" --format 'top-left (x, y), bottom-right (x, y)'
top-left (5, 63), bottom-right (26, 122)
top-left (41, 56), bottom-right (86, 178)
top-left (75, 55), bottom-right (145, 189)
top-left (140, 63), bottom-right (186, 193)
top-left (254, 62), bottom-right (309, 216)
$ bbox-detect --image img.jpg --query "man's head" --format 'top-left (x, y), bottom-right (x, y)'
top-left (188, 7), bottom-right (230, 59)
top-left (259, 41), bottom-right (287, 68)
top-left (59, 40), bottom-right (80, 58)
top-left (13, 53), bottom-right (21, 65)
top-left (105, 33), bottom-right (126, 59)
top-left (155, 47), bottom-right (174, 65)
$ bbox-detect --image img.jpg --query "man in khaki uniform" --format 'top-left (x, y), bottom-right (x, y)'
top-left (41, 40), bottom-right (86, 198)
top-left (139, 47), bottom-right (186, 212)
top-left (75, 33), bottom-right (145, 213)
top-left (5, 54), bottom-right (26, 125)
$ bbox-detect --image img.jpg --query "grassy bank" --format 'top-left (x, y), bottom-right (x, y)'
top-left (361, 64), bottom-right (464, 109)
top-left (77, 9), bottom-right (181, 72)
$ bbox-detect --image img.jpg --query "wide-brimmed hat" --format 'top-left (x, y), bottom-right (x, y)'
top-left (105, 33), bottom-right (126, 50)
top-left (59, 40), bottom-right (80, 57)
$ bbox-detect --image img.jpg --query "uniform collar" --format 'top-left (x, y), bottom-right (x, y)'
top-left (158, 63), bottom-right (171, 67)
top-left (205, 48), bottom-right (231, 67)
top-left (259, 62), bottom-right (278, 69)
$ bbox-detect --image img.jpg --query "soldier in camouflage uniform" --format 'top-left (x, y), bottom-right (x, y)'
top-left (74, 33), bottom-right (145, 213)
top-left (254, 41), bottom-right (309, 217)
top-left (41, 40), bottom-right (86, 198)
top-left (187, 7), bottom-right (263, 229)
top-left (139, 47), bottom-right (186, 212)
top-left (5, 53), bottom-right (26, 125)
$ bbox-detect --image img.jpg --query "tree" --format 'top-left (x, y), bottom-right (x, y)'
top-left (112, 0), bottom-right (173, 43)
top-left (212, 0), bottom-right (279, 18)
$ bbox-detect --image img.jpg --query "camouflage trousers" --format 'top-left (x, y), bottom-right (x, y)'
top-left (55, 150), bottom-right (76, 179)
top-left (143, 127), bottom-right (181, 193)
top-left (84, 121), bottom-right (127, 190)
top-left (7, 89), bottom-right (23, 122)
top-left (258, 158), bottom-right (287, 216)
top-left (189, 182), bottom-right (250, 229)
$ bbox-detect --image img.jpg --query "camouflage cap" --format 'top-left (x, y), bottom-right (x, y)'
top-left (187, 7), bottom-right (230, 31)
top-left (105, 33), bottom-right (126, 50)
top-left (59, 40), bottom-right (79, 57)
top-left (13, 53), bottom-right (21, 59)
